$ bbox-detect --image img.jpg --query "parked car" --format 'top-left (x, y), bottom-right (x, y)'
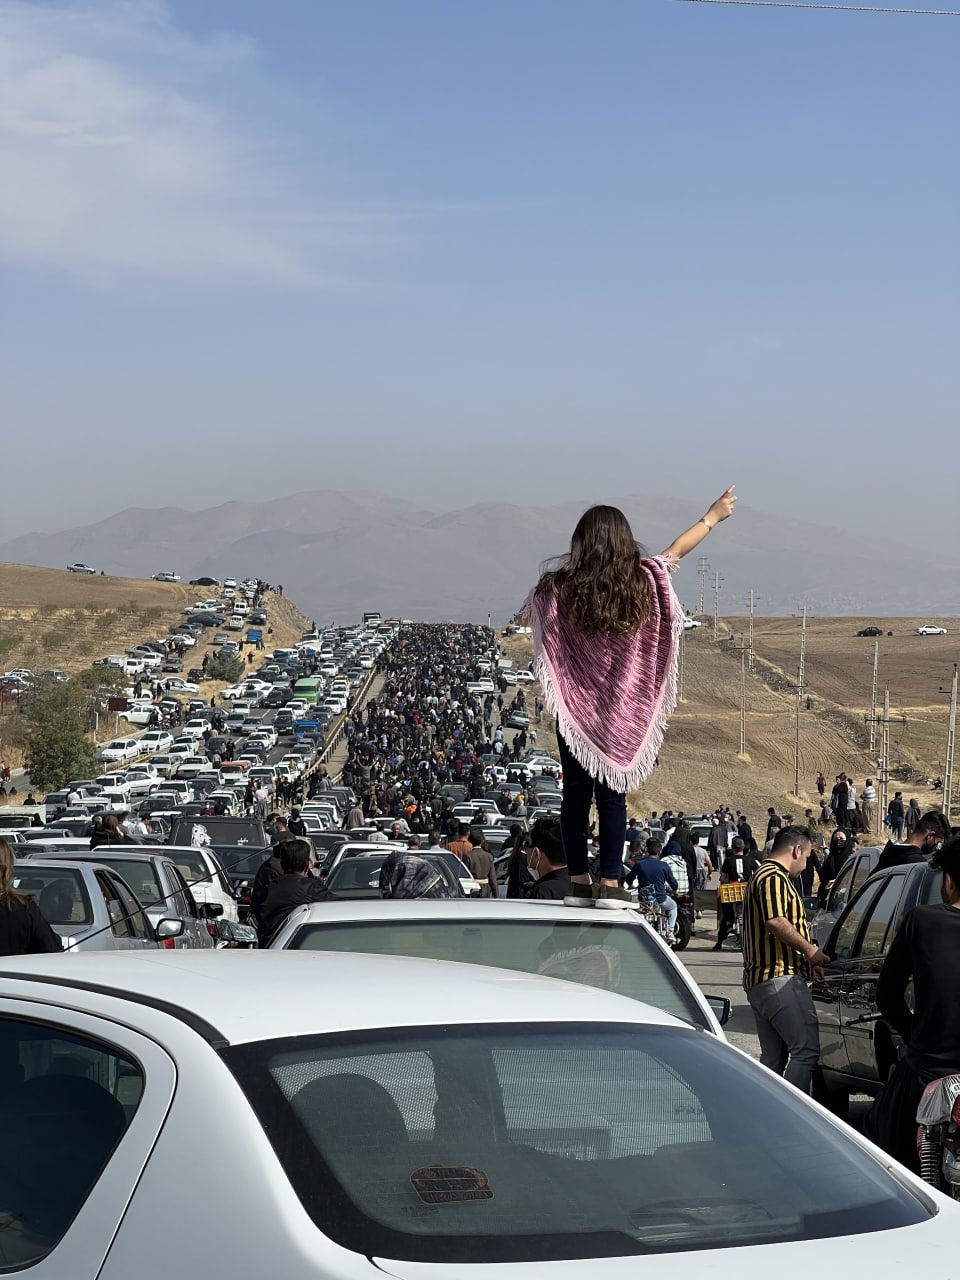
top-left (320, 852), bottom-right (463, 900)
top-left (812, 858), bottom-right (943, 1114)
top-left (917, 625), bottom-right (948, 636)
top-left (189, 575), bottom-right (221, 586)
top-left (144, 844), bottom-right (238, 923)
top-left (812, 845), bottom-right (884, 945)
top-left (1, 948), bottom-right (953, 1275)
top-left (23, 851), bottom-right (214, 949)
top-left (271, 896), bottom-right (729, 1031)
top-left (98, 738), bottom-right (142, 765)
top-left (11, 859), bottom-right (177, 950)
top-left (856, 627), bottom-right (883, 638)
top-left (152, 571), bottom-right (181, 582)
top-left (163, 679), bottom-right (200, 694)
top-left (66, 562), bottom-right (96, 574)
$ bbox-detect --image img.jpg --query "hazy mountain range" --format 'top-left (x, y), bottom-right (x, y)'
top-left (1, 490), bottom-right (956, 623)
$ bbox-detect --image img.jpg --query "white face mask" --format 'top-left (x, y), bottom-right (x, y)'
top-left (526, 851), bottom-right (541, 881)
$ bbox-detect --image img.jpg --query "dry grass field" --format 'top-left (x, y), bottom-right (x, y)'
top-left (503, 615), bottom-right (956, 820)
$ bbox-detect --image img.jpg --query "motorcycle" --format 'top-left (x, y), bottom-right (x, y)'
top-left (673, 891), bottom-right (695, 951)
top-left (636, 889), bottom-right (680, 948)
top-left (916, 1073), bottom-right (960, 1198)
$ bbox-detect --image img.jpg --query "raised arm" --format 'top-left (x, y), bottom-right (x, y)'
top-left (660, 486), bottom-right (737, 563)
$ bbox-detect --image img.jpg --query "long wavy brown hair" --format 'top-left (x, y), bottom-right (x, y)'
top-left (535, 505), bottom-right (651, 636)
top-left (0, 838), bottom-right (28, 909)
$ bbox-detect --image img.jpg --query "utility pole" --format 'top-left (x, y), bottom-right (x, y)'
top-left (712, 571), bottom-right (723, 641)
top-left (696, 557), bottom-right (710, 617)
top-left (869, 641), bottom-right (879, 752)
top-left (792, 607), bottom-right (808, 798)
top-left (745, 589), bottom-right (759, 670)
top-left (876, 691), bottom-right (907, 821)
top-left (678, 623), bottom-right (685, 703)
top-left (945, 664), bottom-right (957, 823)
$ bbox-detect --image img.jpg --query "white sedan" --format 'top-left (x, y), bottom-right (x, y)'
top-left (917, 625), bottom-right (947, 636)
top-left (0, 950), bottom-right (955, 1278)
top-left (137, 730), bottom-right (173, 754)
top-left (163, 678), bottom-right (200, 693)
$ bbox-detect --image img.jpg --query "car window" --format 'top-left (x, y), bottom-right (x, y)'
top-left (856, 876), bottom-right (906, 958)
top-left (827, 862), bottom-right (854, 914)
top-left (101, 871), bottom-right (150, 941)
top-left (285, 918), bottom-right (709, 1031)
top-left (13, 867), bottom-right (93, 926)
top-left (163, 864), bottom-right (197, 916)
top-left (851, 855), bottom-right (874, 898)
top-left (94, 859), bottom-right (163, 911)
top-left (830, 881), bottom-right (883, 961)
top-left (225, 1023), bottom-right (929, 1264)
top-left (0, 1016), bottom-right (144, 1268)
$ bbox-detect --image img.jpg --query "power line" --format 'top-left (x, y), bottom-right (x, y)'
top-left (671, 0), bottom-right (960, 14)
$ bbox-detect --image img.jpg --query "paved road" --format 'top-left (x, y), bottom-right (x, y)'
top-left (677, 924), bottom-right (757, 1057)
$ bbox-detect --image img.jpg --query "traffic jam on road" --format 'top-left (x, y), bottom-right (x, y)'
top-left (0, 605), bottom-right (958, 1275)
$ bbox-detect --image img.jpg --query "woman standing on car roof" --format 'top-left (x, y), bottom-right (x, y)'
top-left (524, 487), bottom-right (737, 907)
top-left (0, 839), bottom-right (63, 956)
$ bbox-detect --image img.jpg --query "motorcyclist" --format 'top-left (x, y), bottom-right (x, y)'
top-left (713, 836), bottom-right (760, 951)
top-left (629, 839), bottom-right (678, 936)
top-left (867, 835), bottom-right (960, 1171)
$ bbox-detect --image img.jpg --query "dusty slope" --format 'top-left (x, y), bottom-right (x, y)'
top-left (504, 616), bottom-right (953, 819)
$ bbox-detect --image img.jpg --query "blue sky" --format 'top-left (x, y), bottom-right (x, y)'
top-left (0, 0), bottom-right (957, 546)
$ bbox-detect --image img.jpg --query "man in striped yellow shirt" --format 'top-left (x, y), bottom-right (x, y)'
top-left (742, 826), bottom-right (831, 1093)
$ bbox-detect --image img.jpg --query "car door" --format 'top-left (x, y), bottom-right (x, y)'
top-left (163, 861), bottom-right (213, 949)
top-left (95, 870), bottom-right (157, 950)
top-left (839, 873), bottom-right (907, 1086)
top-left (0, 999), bottom-right (175, 1279)
top-left (812, 878), bottom-right (885, 1082)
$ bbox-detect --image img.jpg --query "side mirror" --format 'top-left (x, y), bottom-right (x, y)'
top-left (706, 995), bottom-right (732, 1027)
top-left (200, 901), bottom-right (224, 919)
top-left (156, 917), bottom-right (185, 940)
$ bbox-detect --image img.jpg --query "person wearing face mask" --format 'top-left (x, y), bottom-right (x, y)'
top-left (524, 817), bottom-right (570, 900)
top-left (817, 829), bottom-right (850, 907)
top-left (866, 836), bottom-right (960, 1170)
top-left (876, 811), bottom-right (950, 871)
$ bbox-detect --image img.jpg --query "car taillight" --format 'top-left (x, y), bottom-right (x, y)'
top-left (952, 1094), bottom-right (960, 1127)
top-left (205, 923), bottom-right (218, 938)
top-left (162, 938), bottom-right (176, 950)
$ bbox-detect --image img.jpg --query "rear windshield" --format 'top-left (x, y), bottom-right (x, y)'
top-left (283, 918), bottom-right (707, 1031)
top-left (13, 867), bottom-right (93, 926)
top-left (170, 818), bottom-right (264, 846)
top-left (223, 1022), bottom-right (929, 1263)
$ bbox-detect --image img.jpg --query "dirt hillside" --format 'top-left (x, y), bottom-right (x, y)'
top-left (503, 615), bottom-right (955, 820)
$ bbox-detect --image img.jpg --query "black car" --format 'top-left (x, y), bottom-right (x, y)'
top-left (187, 668), bottom-right (206, 683)
top-left (189, 576), bottom-right (221, 587)
top-left (856, 626), bottom-right (883, 638)
top-left (162, 657), bottom-right (183, 673)
top-left (187, 612), bottom-right (224, 628)
top-left (812, 845), bottom-right (884, 945)
top-left (262, 688), bottom-right (292, 708)
top-left (812, 858), bottom-right (942, 1114)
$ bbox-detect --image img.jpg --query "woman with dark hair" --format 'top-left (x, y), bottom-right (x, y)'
top-left (89, 813), bottom-right (130, 850)
top-left (527, 490), bottom-right (737, 906)
top-left (0, 838), bottom-right (63, 956)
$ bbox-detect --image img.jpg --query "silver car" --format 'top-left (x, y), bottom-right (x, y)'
top-left (22, 851), bottom-right (214, 949)
top-left (12, 859), bottom-right (181, 951)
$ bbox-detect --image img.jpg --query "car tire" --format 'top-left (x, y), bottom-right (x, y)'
top-left (673, 912), bottom-right (693, 951)
top-left (812, 1067), bottom-right (850, 1120)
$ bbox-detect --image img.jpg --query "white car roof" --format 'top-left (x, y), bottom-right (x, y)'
top-left (0, 949), bottom-right (682, 1046)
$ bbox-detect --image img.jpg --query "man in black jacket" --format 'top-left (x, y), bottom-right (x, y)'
top-left (256, 839), bottom-right (329, 947)
top-left (876, 811), bottom-right (950, 872)
top-left (868, 836), bottom-right (960, 1170)
top-left (524, 817), bottom-right (570, 900)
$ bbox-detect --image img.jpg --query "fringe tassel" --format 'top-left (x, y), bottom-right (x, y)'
top-left (530, 594), bottom-right (684, 795)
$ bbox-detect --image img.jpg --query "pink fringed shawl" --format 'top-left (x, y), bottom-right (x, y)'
top-left (527, 555), bottom-right (684, 793)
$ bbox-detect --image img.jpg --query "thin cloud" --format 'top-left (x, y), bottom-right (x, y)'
top-left (0, 0), bottom-right (399, 286)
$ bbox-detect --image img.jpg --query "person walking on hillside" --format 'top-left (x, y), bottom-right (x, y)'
top-left (741, 826), bottom-right (830, 1093)
top-left (525, 488), bottom-right (737, 907)
top-left (887, 791), bottom-right (906, 841)
top-left (816, 771), bottom-right (826, 797)
top-left (861, 778), bottom-right (877, 833)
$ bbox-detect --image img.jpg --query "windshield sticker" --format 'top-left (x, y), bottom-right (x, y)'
top-left (410, 1166), bottom-right (493, 1205)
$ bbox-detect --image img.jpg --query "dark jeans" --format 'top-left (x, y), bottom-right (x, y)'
top-left (557, 735), bottom-right (626, 880)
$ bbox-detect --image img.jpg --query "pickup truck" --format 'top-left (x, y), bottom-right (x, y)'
top-left (152, 571), bottom-right (181, 582)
